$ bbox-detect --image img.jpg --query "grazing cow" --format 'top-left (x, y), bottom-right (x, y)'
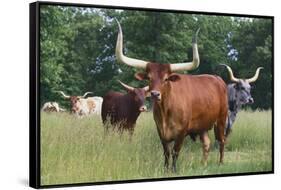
top-left (57, 91), bottom-right (96, 116)
top-left (115, 20), bottom-right (228, 172)
top-left (101, 80), bottom-right (149, 135)
top-left (92, 97), bottom-right (103, 115)
top-left (41, 102), bottom-right (65, 112)
top-left (220, 64), bottom-right (263, 137)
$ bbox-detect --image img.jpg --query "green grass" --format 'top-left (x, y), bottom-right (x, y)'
top-left (40, 110), bottom-right (272, 185)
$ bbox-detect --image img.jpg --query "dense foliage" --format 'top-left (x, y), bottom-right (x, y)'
top-left (40, 5), bottom-right (273, 109)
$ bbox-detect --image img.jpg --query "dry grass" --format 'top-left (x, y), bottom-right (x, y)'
top-left (40, 110), bottom-right (272, 185)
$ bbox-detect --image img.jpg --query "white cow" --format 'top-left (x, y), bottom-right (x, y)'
top-left (41, 102), bottom-right (65, 112)
top-left (92, 97), bottom-right (103, 115)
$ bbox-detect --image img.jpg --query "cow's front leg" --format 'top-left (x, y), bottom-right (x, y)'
top-left (172, 135), bottom-right (185, 173)
top-left (128, 125), bottom-right (135, 141)
top-left (161, 141), bottom-right (170, 170)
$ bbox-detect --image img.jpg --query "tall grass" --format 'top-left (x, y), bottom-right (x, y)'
top-left (40, 110), bottom-right (272, 185)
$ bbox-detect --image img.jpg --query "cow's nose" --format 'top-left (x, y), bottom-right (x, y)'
top-left (139, 105), bottom-right (147, 112)
top-left (151, 90), bottom-right (160, 97)
top-left (248, 98), bottom-right (254, 104)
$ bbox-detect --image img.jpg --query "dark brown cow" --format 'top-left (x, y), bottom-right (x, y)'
top-left (101, 80), bottom-right (149, 135)
top-left (115, 20), bottom-right (228, 172)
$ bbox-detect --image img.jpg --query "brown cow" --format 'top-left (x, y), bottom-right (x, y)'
top-left (115, 20), bottom-right (228, 172)
top-left (101, 80), bottom-right (149, 135)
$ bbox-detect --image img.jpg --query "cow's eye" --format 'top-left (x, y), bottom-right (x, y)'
top-left (134, 96), bottom-right (139, 101)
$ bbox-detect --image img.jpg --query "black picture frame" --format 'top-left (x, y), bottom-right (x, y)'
top-left (30, 1), bottom-right (274, 188)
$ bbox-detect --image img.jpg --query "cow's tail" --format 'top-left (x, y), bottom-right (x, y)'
top-left (225, 115), bottom-right (232, 138)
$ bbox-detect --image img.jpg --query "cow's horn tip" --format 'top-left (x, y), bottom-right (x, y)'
top-left (192, 28), bottom-right (200, 43)
top-left (219, 63), bottom-right (228, 67)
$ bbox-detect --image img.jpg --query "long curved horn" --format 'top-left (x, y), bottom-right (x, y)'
top-left (115, 19), bottom-right (148, 69)
top-left (220, 64), bottom-right (240, 83)
top-left (118, 80), bottom-right (134, 91)
top-left (81, 92), bottom-right (93, 98)
top-left (246, 67), bottom-right (263, 83)
top-left (143, 86), bottom-right (150, 97)
top-left (170, 28), bottom-right (200, 71)
top-left (56, 91), bottom-right (70, 99)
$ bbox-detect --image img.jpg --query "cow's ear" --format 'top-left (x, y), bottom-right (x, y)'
top-left (167, 74), bottom-right (181, 82)
top-left (135, 72), bottom-right (147, 81)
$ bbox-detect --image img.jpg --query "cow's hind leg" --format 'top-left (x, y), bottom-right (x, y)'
top-left (216, 119), bottom-right (226, 164)
top-left (200, 132), bottom-right (210, 166)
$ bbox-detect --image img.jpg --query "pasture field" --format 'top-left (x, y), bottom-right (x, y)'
top-left (40, 110), bottom-right (272, 185)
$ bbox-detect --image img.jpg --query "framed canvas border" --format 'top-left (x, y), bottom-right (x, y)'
top-left (30, 2), bottom-right (41, 188)
top-left (29, 1), bottom-right (274, 188)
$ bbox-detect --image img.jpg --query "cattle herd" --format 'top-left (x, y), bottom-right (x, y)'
top-left (42, 19), bottom-right (263, 172)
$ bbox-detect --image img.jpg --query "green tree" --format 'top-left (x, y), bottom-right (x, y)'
top-left (39, 6), bottom-right (272, 110)
top-left (229, 18), bottom-right (272, 109)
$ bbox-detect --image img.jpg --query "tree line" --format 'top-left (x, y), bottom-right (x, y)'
top-left (40, 5), bottom-right (272, 110)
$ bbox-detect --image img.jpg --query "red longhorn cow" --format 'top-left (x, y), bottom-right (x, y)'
top-left (115, 20), bottom-right (228, 172)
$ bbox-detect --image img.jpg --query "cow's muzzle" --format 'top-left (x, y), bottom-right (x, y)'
top-left (248, 98), bottom-right (254, 104)
top-left (139, 105), bottom-right (147, 112)
top-left (151, 90), bottom-right (161, 101)
top-left (71, 107), bottom-right (78, 114)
